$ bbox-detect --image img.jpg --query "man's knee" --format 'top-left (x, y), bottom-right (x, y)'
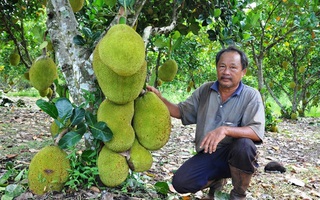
top-left (172, 172), bottom-right (203, 194)
top-left (229, 138), bottom-right (258, 172)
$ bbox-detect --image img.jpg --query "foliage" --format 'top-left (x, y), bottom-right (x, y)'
top-left (36, 97), bottom-right (112, 149)
top-left (64, 148), bottom-right (100, 191)
top-left (0, 161), bottom-right (28, 199)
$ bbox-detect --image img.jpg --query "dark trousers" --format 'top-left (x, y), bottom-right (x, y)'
top-left (172, 138), bottom-right (258, 194)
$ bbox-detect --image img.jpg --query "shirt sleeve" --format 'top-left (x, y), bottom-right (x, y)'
top-left (241, 90), bottom-right (265, 142)
top-left (178, 85), bottom-right (204, 125)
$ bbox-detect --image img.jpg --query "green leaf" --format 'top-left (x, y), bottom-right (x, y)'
top-left (171, 31), bottom-right (181, 39)
top-left (54, 119), bottom-right (64, 129)
top-left (92, 31), bottom-right (102, 42)
top-left (154, 181), bottom-right (169, 195)
top-left (5, 184), bottom-right (24, 198)
top-left (154, 38), bottom-right (168, 48)
top-left (75, 122), bottom-right (87, 135)
top-left (71, 107), bottom-right (85, 126)
top-left (55, 98), bottom-right (73, 120)
top-left (214, 9), bottom-right (222, 18)
top-left (36, 99), bottom-right (58, 119)
top-left (82, 27), bottom-right (92, 39)
top-left (85, 111), bottom-right (97, 126)
top-left (172, 37), bottom-right (182, 51)
top-left (0, 171), bottom-right (12, 185)
top-left (105, 0), bottom-right (117, 7)
top-left (89, 121), bottom-right (112, 142)
top-left (13, 169), bottom-right (25, 182)
top-left (93, 0), bottom-right (104, 7)
top-left (58, 131), bottom-right (83, 149)
top-left (73, 35), bottom-right (86, 46)
top-left (39, 41), bottom-right (48, 50)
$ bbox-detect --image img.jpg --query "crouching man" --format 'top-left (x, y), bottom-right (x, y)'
top-left (147, 46), bottom-right (265, 199)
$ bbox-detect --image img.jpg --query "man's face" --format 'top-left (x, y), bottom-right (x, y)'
top-left (216, 51), bottom-right (247, 89)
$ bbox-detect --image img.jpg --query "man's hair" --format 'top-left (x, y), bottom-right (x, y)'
top-left (215, 46), bottom-right (248, 70)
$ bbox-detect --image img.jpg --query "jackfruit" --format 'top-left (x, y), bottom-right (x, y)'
top-left (29, 55), bottom-right (58, 92)
top-left (93, 44), bottom-right (147, 104)
top-left (24, 72), bottom-right (30, 80)
top-left (128, 139), bottom-right (153, 172)
top-left (133, 91), bottom-right (171, 150)
top-left (28, 145), bottom-right (70, 195)
top-left (46, 88), bottom-right (53, 99)
top-left (9, 53), bottom-right (20, 66)
top-left (97, 145), bottom-right (129, 187)
top-left (50, 121), bottom-right (59, 138)
top-left (98, 24), bottom-right (145, 76)
top-left (69, 0), bottom-right (84, 12)
top-left (39, 88), bottom-right (50, 97)
top-left (97, 99), bottom-right (135, 152)
top-left (158, 59), bottom-right (178, 82)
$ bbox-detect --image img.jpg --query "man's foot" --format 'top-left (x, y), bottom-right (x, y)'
top-left (201, 179), bottom-right (227, 200)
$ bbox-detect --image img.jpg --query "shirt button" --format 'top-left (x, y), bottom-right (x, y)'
top-left (220, 105), bottom-right (223, 108)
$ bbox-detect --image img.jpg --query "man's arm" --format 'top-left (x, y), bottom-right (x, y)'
top-left (200, 126), bottom-right (260, 154)
top-left (146, 85), bottom-right (181, 119)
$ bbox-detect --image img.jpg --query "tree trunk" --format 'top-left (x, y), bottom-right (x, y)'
top-left (46, 0), bottom-right (97, 106)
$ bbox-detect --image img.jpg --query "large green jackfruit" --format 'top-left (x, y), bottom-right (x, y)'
top-left (29, 55), bottom-right (58, 92)
top-left (158, 59), bottom-right (178, 82)
top-left (97, 99), bottom-right (135, 152)
top-left (133, 92), bottom-right (171, 150)
top-left (97, 146), bottom-right (129, 187)
top-left (93, 44), bottom-right (147, 104)
top-left (128, 139), bottom-right (153, 172)
top-left (98, 24), bottom-right (145, 76)
top-left (28, 145), bottom-right (70, 195)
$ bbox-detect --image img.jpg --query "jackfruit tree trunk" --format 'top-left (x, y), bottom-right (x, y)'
top-left (46, 0), bottom-right (97, 106)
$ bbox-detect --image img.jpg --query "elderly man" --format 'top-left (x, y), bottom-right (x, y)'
top-left (147, 46), bottom-right (265, 199)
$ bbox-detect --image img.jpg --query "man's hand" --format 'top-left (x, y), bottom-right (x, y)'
top-left (146, 85), bottom-right (162, 98)
top-left (200, 126), bottom-right (228, 154)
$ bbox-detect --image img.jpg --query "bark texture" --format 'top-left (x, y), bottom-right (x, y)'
top-left (46, 0), bottom-right (96, 106)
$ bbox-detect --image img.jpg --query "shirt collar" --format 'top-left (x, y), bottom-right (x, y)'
top-left (210, 81), bottom-right (244, 97)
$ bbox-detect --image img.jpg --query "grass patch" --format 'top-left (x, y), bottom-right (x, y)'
top-left (6, 88), bottom-right (40, 97)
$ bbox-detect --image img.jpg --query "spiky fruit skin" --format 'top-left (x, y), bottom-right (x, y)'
top-left (69, 0), bottom-right (84, 12)
top-left (97, 146), bottom-right (129, 187)
top-left (133, 92), bottom-right (171, 150)
top-left (158, 59), bottom-right (178, 82)
top-left (97, 99), bottom-right (135, 152)
top-left (93, 44), bottom-right (147, 104)
top-left (128, 139), bottom-right (153, 172)
top-left (98, 24), bottom-right (145, 76)
top-left (9, 53), bottom-right (20, 66)
top-left (29, 56), bottom-right (58, 92)
top-left (28, 146), bottom-right (70, 195)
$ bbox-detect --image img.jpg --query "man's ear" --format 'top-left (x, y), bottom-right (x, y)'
top-left (242, 68), bottom-right (247, 77)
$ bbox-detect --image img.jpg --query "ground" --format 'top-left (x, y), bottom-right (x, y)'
top-left (0, 96), bottom-right (319, 200)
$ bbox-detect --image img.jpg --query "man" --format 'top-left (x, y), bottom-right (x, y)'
top-left (147, 46), bottom-right (265, 200)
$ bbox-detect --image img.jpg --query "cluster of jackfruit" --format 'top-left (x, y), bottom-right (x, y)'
top-left (93, 24), bottom-right (172, 187)
top-left (27, 55), bottom-right (58, 98)
top-left (28, 145), bottom-right (71, 195)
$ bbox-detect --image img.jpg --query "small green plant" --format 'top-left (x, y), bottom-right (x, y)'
top-left (64, 147), bottom-right (100, 191)
top-left (0, 161), bottom-right (28, 199)
top-left (265, 102), bottom-right (281, 132)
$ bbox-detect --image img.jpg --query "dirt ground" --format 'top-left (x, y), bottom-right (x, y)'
top-left (0, 96), bottom-right (319, 199)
